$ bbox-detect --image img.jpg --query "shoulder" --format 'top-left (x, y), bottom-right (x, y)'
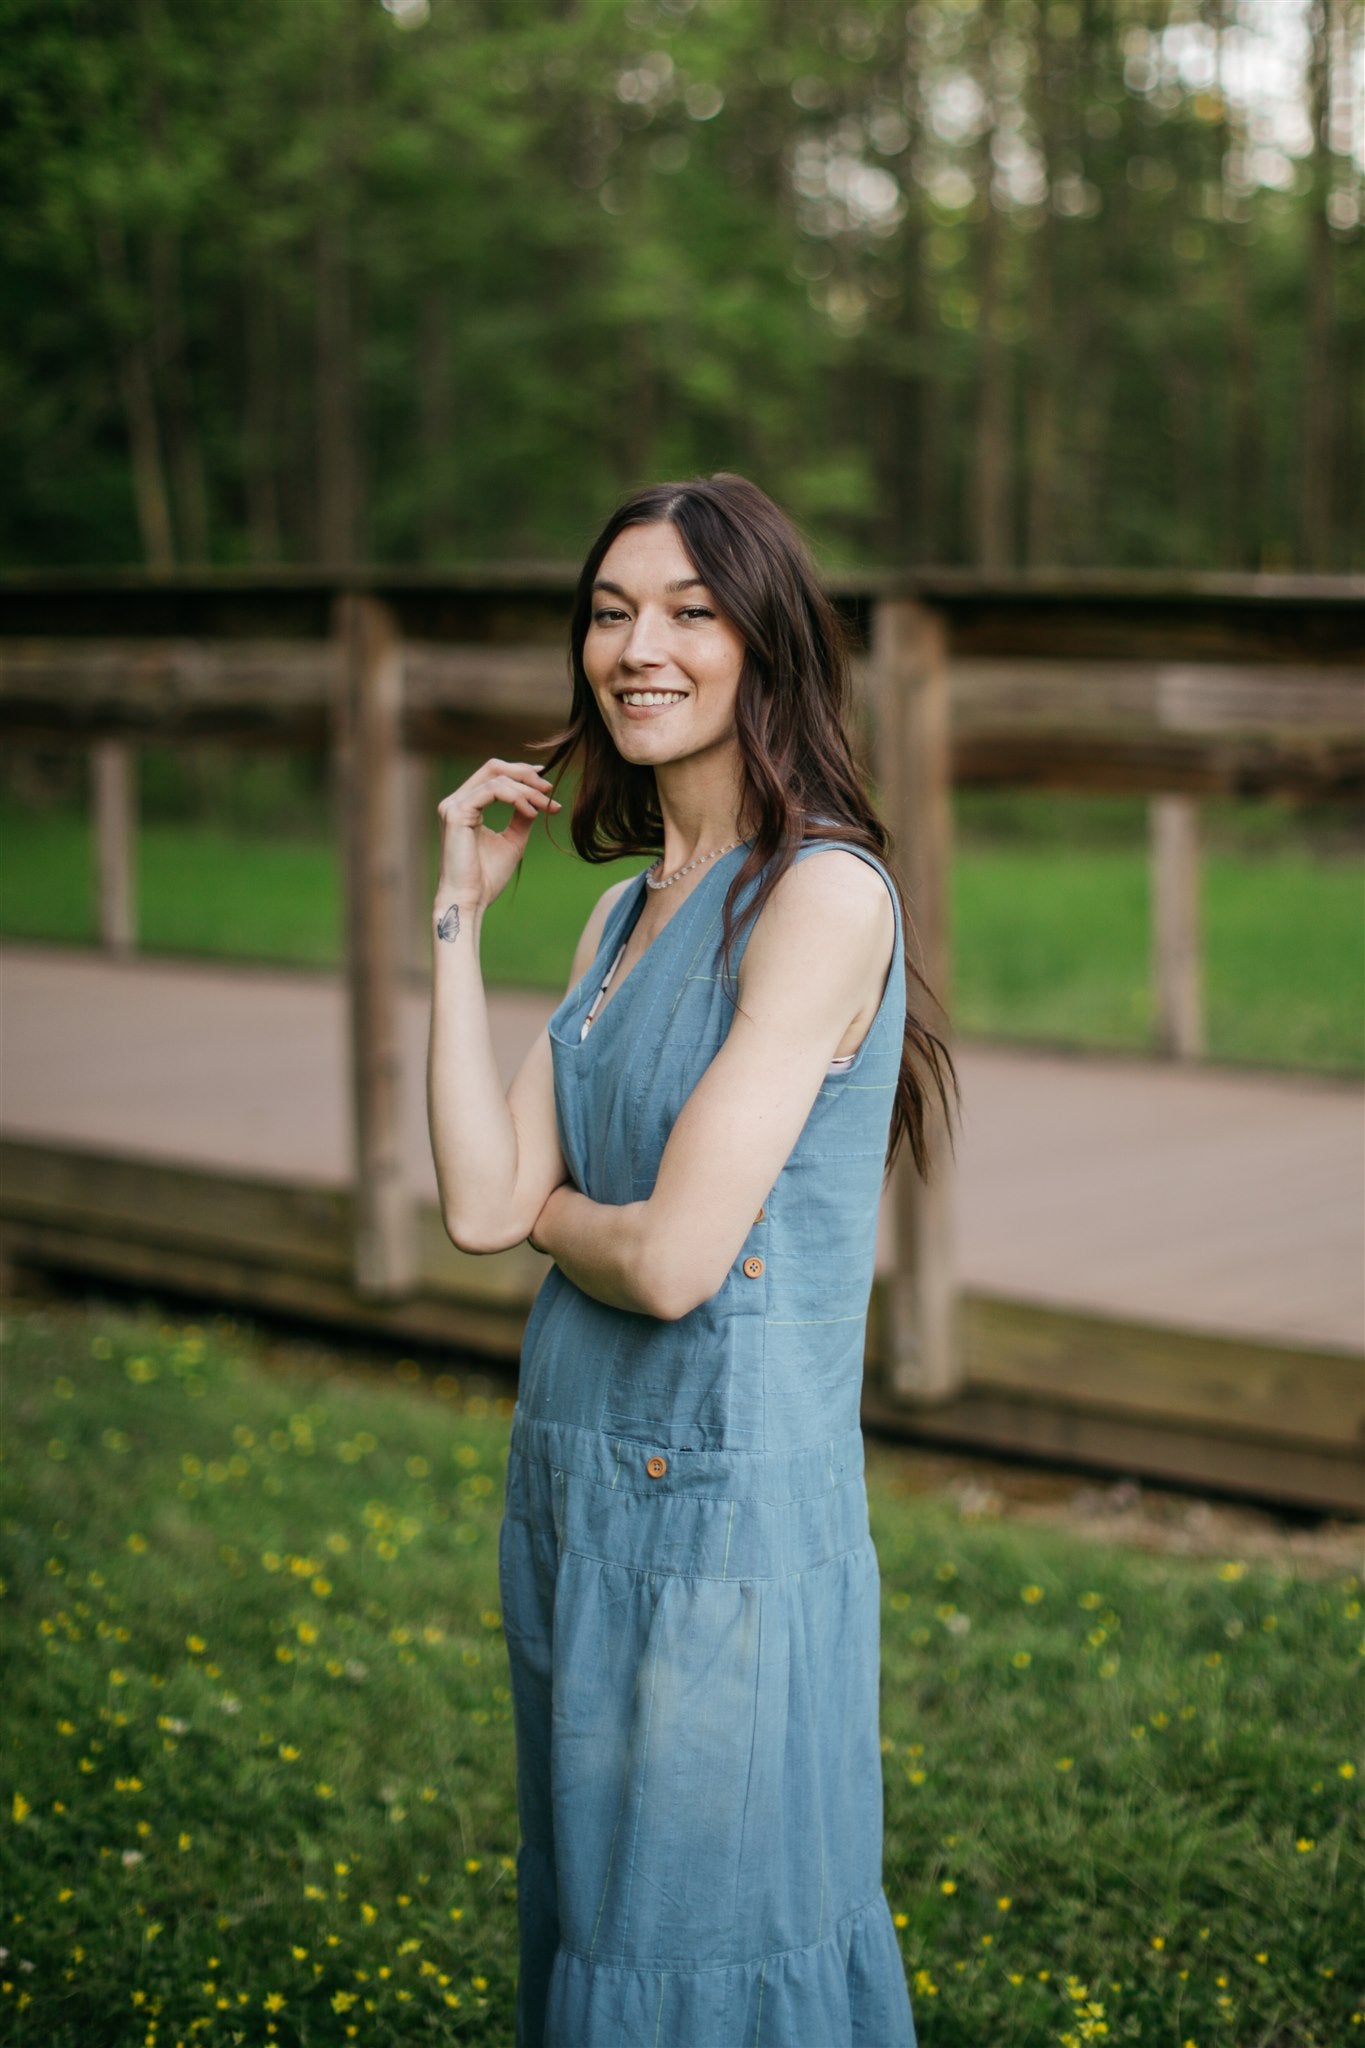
top-left (762, 847), bottom-right (894, 943)
top-left (741, 848), bottom-right (894, 989)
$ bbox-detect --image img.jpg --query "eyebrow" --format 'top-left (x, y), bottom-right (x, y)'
top-left (592, 577), bottom-right (708, 598)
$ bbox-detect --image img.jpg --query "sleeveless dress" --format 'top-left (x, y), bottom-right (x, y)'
top-left (498, 837), bottom-right (917, 2048)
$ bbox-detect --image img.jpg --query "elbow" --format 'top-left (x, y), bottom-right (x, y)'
top-left (633, 1246), bottom-right (726, 1324)
top-left (637, 1276), bottom-right (692, 1323)
top-left (441, 1206), bottom-right (526, 1257)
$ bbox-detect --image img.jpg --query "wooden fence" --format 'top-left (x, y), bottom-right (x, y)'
top-left (1, 567), bottom-right (1362, 1501)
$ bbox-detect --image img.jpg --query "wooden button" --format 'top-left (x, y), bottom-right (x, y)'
top-left (743, 1256), bottom-right (765, 1279)
top-left (754, 1205), bottom-right (766, 1223)
top-left (645, 1455), bottom-right (668, 1479)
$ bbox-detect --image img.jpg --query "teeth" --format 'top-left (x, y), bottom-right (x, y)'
top-left (620, 691), bottom-right (685, 707)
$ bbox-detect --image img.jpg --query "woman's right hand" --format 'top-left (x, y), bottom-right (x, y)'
top-left (434, 759), bottom-right (561, 914)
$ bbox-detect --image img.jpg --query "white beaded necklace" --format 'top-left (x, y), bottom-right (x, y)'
top-left (644, 838), bottom-right (742, 891)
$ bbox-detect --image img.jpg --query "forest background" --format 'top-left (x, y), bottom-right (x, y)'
top-left (2, 0), bottom-right (1362, 577)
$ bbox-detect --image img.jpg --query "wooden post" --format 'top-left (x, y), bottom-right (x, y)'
top-left (334, 593), bottom-right (418, 1297)
top-left (402, 752), bottom-right (435, 978)
top-left (1150, 794), bottom-right (1204, 1059)
top-left (870, 598), bottom-right (961, 1403)
top-left (92, 739), bottom-right (137, 953)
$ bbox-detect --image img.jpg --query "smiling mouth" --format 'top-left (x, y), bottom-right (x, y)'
top-left (616, 690), bottom-right (687, 708)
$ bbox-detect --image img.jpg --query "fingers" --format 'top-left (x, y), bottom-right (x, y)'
top-left (438, 761), bottom-right (562, 824)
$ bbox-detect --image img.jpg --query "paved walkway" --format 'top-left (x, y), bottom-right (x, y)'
top-left (2, 944), bottom-right (1360, 1355)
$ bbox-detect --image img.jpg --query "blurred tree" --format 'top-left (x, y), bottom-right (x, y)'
top-left (0, 0), bottom-right (1359, 571)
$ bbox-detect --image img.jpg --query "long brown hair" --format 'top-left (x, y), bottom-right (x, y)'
top-left (532, 473), bottom-right (959, 1181)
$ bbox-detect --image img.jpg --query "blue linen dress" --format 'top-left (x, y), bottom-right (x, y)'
top-left (499, 837), bottom-right (917, 2047)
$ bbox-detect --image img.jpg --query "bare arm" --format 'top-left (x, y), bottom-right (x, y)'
top-left (425, 754), bottom-right (631, 1253)
top-left (529, 851), bottom-right (895, 1318)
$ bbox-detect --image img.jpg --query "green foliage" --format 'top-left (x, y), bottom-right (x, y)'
top-left (870, 1459), bottom-right (1365, 2045)
top-left (0, 0), bottom-right (1359, 571)
top-left (2, 1302), bottom-right (522, 2041)
top-left (2, 1300), bottom-right (1361, 2044)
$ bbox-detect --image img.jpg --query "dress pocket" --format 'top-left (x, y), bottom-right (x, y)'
top-left (598, 1305), bottom-right (764, 1450)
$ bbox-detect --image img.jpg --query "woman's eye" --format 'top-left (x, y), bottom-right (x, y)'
top-left (592, 607), bottom-right (629, 625)
top-left (679, 606), bottom-right (715, 621)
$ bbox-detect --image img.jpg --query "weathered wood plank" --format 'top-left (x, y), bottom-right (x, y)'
top-left (1150, 796), bottom-right (1203, 1059)
top-left (7, 642), bottom-right (1359, 795)
top-left (92, 739), bottom-right (137, 953)
top-left (871, 599), bottom-right (960, 1402)
top-left (0, 1138), bottom-right (351, 1275)
top-left (334, 596), bottom-right (417, 1297)
top-left (402, 754), bottom-right (436, 978)
top-left (945, 659), bottom-right (1365, 734)
top-left (8, 644), bottom-right (1359, 732)
top-left (0, 1217), bottom-right (530, 1359)
top-left (0, 641), bottom-right (334, 743)
top-left (955, 1292), bottom-right (1365, 1452)
top-left (861, 1384), bottom-right (1365, 1516)
top-left (0, 1139), bottom-right (548, 1310)
top-left (1, 566), bottom-right (1360, 665)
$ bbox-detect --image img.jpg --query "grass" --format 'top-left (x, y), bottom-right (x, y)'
top-left (1, 792), bottom-right (1360, 1073)
top-left (3, 1298), bottom-right (1361, 2046)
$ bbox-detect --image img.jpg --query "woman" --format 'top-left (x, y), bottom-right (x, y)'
top-left (428, 473), bottom-right (957, 2047)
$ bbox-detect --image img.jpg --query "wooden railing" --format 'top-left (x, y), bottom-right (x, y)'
top-left (2, 566), bottom-right (1362, 1410)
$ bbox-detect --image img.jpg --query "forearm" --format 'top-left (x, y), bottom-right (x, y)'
top-left (426, 898), bottom-right (525, 1250)
top-left (532, 1186), bottom-right (665, 1316)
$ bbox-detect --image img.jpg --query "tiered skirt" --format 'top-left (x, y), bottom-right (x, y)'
top-left (498, 1414), bottom-right (917, 2047)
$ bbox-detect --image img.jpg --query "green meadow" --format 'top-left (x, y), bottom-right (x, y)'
top-left (1, 786), bottom-right (1361, 1073)
top-left (3, 1300), bottom-right (1361, 2046)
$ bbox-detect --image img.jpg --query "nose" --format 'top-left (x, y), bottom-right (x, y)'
top-left (620, 606), bottom-right (668, 672)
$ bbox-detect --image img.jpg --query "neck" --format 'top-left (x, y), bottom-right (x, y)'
top-left (653, 756), bottom-right (745, 873)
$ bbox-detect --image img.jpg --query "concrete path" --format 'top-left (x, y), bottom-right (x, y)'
top-left (2, 943), bottom-right (1360, 1355)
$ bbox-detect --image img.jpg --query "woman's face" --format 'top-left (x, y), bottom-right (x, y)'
top-left (582, 521), bottom-right (748, 775)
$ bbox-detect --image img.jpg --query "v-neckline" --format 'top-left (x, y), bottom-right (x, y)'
top-left (572, 842), bottom-right (749, 1042)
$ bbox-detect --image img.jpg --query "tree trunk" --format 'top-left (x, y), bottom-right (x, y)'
top-left (418, 288), bottom-right (456, 560)
top-left (1024, 17), bottom-right (1061, 565)
top-left (1223, 228), bottom-right (1261, 569)
top-left (96, 222), bottom-right (176, 570)
top-left (149, 227), bottom-right (210, 562)
top-left (316, 208), bottom-right (360, 567)
top-left (243, 261), bottom-right (283, 562)
top-left (1215, 1), bottom-right (1262, 570)
top-left (972, 108), bottom-right (1012, 568)
top-left (315, 12), bottom-right (364, 568)
top-left (1298, 0), bottom-right (1335, 569)
top-left (133, 0), bottom-right (206, 561)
